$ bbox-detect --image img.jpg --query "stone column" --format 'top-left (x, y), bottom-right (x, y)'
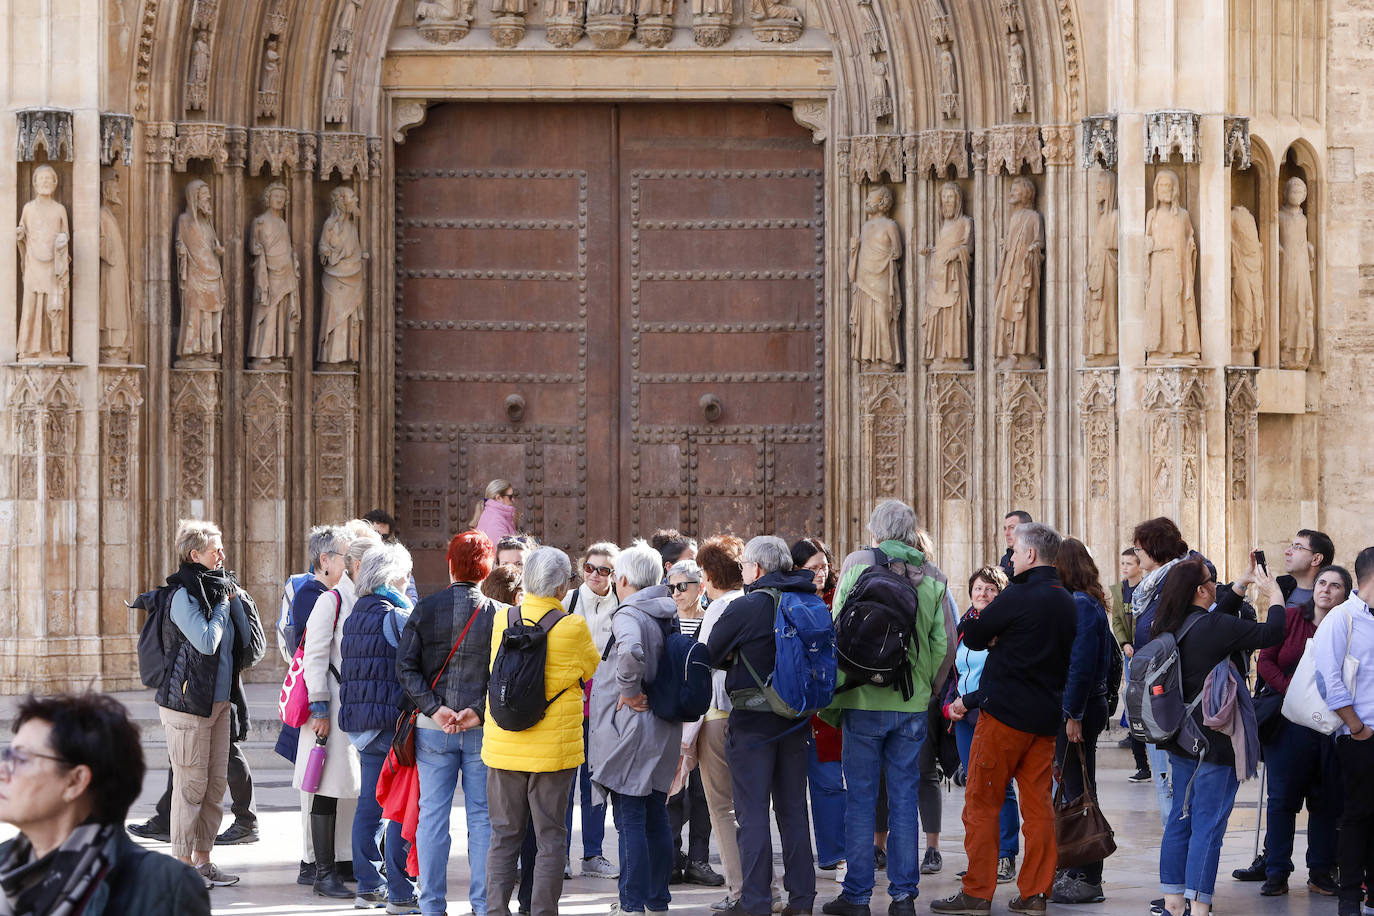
top-left (1041, 124), bottom-right (1076, 527)
top-left (1225, 367), bottom-right (1259, 582)
top-left (98, 366), bottom-right (145, 686)
top-left (142, 121), bottom-right (177, 575)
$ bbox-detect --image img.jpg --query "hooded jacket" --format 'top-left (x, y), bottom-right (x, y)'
top-left (587, 584), bottom-right (684, 798)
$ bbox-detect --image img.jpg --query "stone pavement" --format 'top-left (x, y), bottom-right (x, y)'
top-left (0, 687), bottom-right (1333, 914)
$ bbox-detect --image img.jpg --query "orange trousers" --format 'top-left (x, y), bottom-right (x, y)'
top-left (961, 711), bottom-right (1057, 901)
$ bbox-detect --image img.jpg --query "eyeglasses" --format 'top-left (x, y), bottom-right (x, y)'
top-left (0, 746), bottom-right (69, 776)
top-left (805, 563), bottom-right (829, 573)
top-left (1289, 543), bottom-right (1312, 553)
top-left (668, 581), bottom-right (700, 594)
top-left (583, 563), bottom-right (613, 577)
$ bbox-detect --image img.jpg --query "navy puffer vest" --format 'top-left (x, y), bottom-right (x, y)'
top-left (339, 594), bottom-right (405, 733)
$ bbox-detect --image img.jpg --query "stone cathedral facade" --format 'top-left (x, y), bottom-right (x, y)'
top-left (0, 0), bottom-right (1356, 690)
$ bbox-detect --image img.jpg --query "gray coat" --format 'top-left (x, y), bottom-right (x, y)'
top-left (587, 585), bottom-right (684, 799)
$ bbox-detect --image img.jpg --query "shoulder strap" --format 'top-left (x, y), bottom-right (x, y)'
top-left (536, 608), bottom-right (566, 632)
top-left (568, 587), bottom-right (580, 615)
top-left (431, 601), bottom-right (481, 689)
top-left (1174, 611), bottom-right (1206, 644)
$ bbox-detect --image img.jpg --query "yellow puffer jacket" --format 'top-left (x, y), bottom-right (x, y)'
top-left (482, 594), bottom-right (601, 773)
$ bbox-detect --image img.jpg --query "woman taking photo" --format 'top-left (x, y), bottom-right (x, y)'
top-left (1050, 539), bottom-right (1115, 905)
top-left (1154, 557), bottom-right (1286, 916)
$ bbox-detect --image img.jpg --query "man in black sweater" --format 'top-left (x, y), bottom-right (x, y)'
top-left (932, 522), bottom-right (1077, 916)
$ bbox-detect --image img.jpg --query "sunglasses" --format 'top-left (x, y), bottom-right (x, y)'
top-left (583, 563), bottom-right (613, 577)
top-left (669, 581), bottom-right (700, 594)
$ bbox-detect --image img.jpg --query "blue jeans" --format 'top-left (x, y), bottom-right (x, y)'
top-left (954, 715), bottom-right (1019, 857)
top-left (416, 727), bottom-right (490, 916)
top-left (565, 719), bottom-right (607, 859)
top-left (356, 741), bottom-right (416, 902)
top-left (808, 737), bottom-right (846, 868)
top-left (611, 790), bottom-right (673, 913)
top-left (1262, 718), bottom-right (1340, 878)
top-left (841, 709), bottom-right (924, 904)
top-left (1160, 753), bottom-right (1239, 904)
top-left (1147, 743), bottom-right (1173, 828)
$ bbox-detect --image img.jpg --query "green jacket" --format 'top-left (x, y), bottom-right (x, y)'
top-left (1108, 581), bottom-right (1134, 647)
top-left (821, 540), bottom-right (955, 720)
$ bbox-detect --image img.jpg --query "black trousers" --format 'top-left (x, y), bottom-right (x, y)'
top-left (156, 739), bottom-right (256, 829)
top-left (1336, 734), bottom-right (1374, 909)
top-left (669, 768), bottom-right (712, 865)
top-left (1054, 694), bottom-right (1108, 884)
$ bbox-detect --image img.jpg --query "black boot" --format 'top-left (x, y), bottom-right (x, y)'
top-left (310, 813), bottom-right (353, 899)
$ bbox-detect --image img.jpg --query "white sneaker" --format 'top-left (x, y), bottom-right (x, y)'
top-left (582, 854), bottom-right (621, 878)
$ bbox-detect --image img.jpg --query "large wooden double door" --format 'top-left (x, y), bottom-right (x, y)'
top-left (395, 102), bottom-right (825, 592)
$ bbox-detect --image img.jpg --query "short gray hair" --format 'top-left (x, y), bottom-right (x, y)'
top-left (743, 536), bottom-right (793, 574)
top-left (308, 525), bottom-right (342, 571)
top-left (584, 541), bottom-right (621, 563)
top-left (667, 559), bottom-right (702, 583)
top-left (175, 518), bottom-right (222, 564)
top-left (867, 500), bottom-right (918, 545)
top-left (356, 542), bottom-right (414, 597)
top-left (1015, 522), bottom-right (1062, 565)
top-left (615, 541), bottom-right (664, 590)
top-left (523, 546), bottom-right (572, 598)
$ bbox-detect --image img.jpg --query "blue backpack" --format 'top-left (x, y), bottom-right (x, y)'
top-left (645, 618), bottom-right (713, 723)
top-left (731, 588), bottom-right (837, 719)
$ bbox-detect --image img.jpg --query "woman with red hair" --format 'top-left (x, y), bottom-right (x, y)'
top-left (396, 529), bottom-right (500, 916)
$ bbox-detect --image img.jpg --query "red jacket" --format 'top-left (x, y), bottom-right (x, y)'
top-left (1256, 606), bottom-right (1317, 695)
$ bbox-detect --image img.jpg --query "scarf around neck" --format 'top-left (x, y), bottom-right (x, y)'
top-left (168, 562), bottom-right (233, 618)
top-left (1130, 555), bottom-right (1181, 616)
top-left (0, 821), bottom-right (119, 916)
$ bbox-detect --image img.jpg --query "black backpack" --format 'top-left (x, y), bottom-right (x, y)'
top-left (131, 586), bottom-right (174, 690)
top-left (832, 548), bottom-right (924, 700)
top-left (488, 606), bottom-right (572, 731)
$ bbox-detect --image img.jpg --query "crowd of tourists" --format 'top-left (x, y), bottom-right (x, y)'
top-left (5, 487), bottom-right (1374, 916)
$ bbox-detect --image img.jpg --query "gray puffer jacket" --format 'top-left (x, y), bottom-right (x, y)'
top-left (587, 585), bottom-right (683, 799)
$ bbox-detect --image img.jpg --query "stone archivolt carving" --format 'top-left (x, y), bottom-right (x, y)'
top-left (871, 60), bottom-right (894, 121)
top-left (1144, 169), bottom-right (1200, 363)
top-left (751, 0), bottom-right (804, 43)
top-left (1041, 124), bottom-right (1074, 167)
top-left (186, 31), bottom-right (211, 111)
top-left (368, 137), bottom-right (383, 178)
top-left (249, 127), bottom-right (300, 177)
top-left (691, 0), bottom-right (732, 47)
top-left (319, 132), bottom-right (369, 181)
top-left (939, 48), bottom-right (959, 120)
top-left (174, 122), bottom-right (228, 172)
top-left (318, 187), bottom-right (365, 366)
top-left (849, 186), bottom-right (903, 368)
top-left (175, 180), bottom-right (225, 365)
top-left (16, 165), bottom-right (71, 363)
top-left (16, 109), bottom-right (74, 162)
top-left (1225, 367), bottom-right (1259, 502)
top-left (930, 372), bottom-right (973, 500)
top-left (861, 374), bottom-right (906, 500)
top-left (1085, 170), bottom-right (1118, 365)
top-left (1007, 32), bottom-right (1030, 114)
top-left (325, 55), bottom-right (350, 124)
top-left (636, 0), bottom-right (674, 47)
top-left (248, 183), bottom-right (302, 366)
top-left (416, 0), bottom-right (475, 44)
top-left (257, 38), bottom-right (282, 119)
top-left (99, 174), bottom-right (133, 364)
top-left (1224, 116), bottom-right (1251, 170)
top-left (134, 1), bottom-right (162, 114)
top-left (332, 0), bottom-right (361, 52)
top-left (851, 135), bottom-right (903, 183)
top-left (916, 130), bottom-right (969, 179)
top-left (1076, 369), bottom-right (1117, 500)
top-left (243, 372), bottom-right (289, 500)
top-left (100, 114), bottom-right (135, 166)
top-left (923, 182), bottom-right (972, 368)
top-left (1081, 114), bottom-right (1116, 170)
top-left (1057, 0), bottom-right (1081, 112)
top-left (1279, 177), bottom-right (1316, 370)
top-left (491, 0), bottom-right (530, 48)
top-left (983, 125), bottom-right (1042, 175)
top-left (1145, 110), bottom-right (1201, 164)
top-left (1000, 372), bottom-right (1046, 505)
top-left (1229, 205), bottom-right (1264, 364)
top-left (265, 0), bottom-right (288, 35)
top-left (999, 0), bottom-right (1026, 33)
top-left (993, 177), bottom-right (1044, 369)
top-left (190, 0), bottom-right (219, 31)
top-left (99, 368), bottom-right (143, 502)
top-left (926, 0), bottom-right (952, 44)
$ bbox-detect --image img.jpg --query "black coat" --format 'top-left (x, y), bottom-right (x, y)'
top-left (155, 586), bottom-right (265, 719)
top-left (397, 583), bottom-right (497, 721)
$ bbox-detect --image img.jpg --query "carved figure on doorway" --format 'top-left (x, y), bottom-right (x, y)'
top-left (187, 31), bottom-right (211, 109)
top-left (175, 179), bottom-right (225, 363)
top-left (848, 186), bottom-right (903, 368)
top-left (260, 40), bottom-right (281, 95)
top-left (939, 48), bottom-right (959, 120)
top-left (328, 57), bottom-right (348, 101)
top-left (751, 0), bottom-right (802, 22)
top-left (318, 187), bottom-right (364, 365)
top-left (1230, 205), bottom-right (1264, 364)
top-left (993, 176), bottom-right (1044, 369)
top-left (871, 60), bottom-right (893, 120)
top-left (1084, 170), bottom-right (1118, 364)
top-left (248, 182), bottom-right (301, 365)
top-left (922, 182), bottom-right (972, 367)
top-left (638, 0), bottom-right (672, 13)
top-left (1144, 169), bottom-right (1200, 362)
top-left (492, 0), bottom-right (528, 12)
top-left (417, 0), bottom-right (474, 20)
top-left (1279, 177), bottom-right (1315, 370)
top-left (1007, 32), bottom-right (1030, 113)
top-left (16, 165), bottom-right (70, 361)
top-left (693, 0), bottom-right (730, 12)
top-left (99, 174), bottom-right (133, 362)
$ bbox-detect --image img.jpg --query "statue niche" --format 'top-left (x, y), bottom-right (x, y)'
top-left (16, 164), bottom-right (71, 362)
top-left (1084, 170), bottom-right (1118, 365)
top-left (317, 187), bottom-right (365, 366)
top-left (848, 186), bottom-right (903, 369)
top-left (99, 173), bottom-right (133, 363)
top-left (1144, 169), bottom-right (1200, 363)
top-left (922, 182), bottom-right (972, 368)
top-left (175, 179), bottom-right (225, 365)
top-left (1278, 176), bottom-right (1316, 370)
top-left (993, 176), bottom-right (1044, 370)
top-left (247, 181), bottom-right (301, 367)
top-left (1229, 205), bottom-right (1264, 365)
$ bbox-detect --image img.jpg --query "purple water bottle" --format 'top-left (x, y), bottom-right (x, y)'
top-left (302, 733), bottom-right (328, 793)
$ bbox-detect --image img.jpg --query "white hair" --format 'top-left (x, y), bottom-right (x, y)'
top-left (584, 541), bottom-right (621, 562)
top-left (867, 499), bottom-right (918, 545)
top-left (616, 541), bottom-right (664, 590)
top-left (523, 546), bottom-right (572, 598)
top-left (742, 536), bottom-right (793, 574)
top-left (307, 525), bottom-right (344, 571)
top-left (356, 542), bottom-right (414, 597)
top-left (667, 559), bottom-right (702, 583)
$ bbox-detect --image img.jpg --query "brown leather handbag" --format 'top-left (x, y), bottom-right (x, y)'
top-left (1054, 744), bottom-right (1117, 868)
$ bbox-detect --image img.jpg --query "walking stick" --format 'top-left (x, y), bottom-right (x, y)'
top-left (1253, 761), bottom-right (1266, 858)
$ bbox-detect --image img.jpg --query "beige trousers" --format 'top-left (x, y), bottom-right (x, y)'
top-left (160, 701), bottom-right (232, 858)
top-left (697, 715), bottom-right (743, 896)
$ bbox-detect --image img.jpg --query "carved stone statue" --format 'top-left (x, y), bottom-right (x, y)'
top-left (248, 182), bottom-right (301, 365)
top-left (328, 57), bottom-right (348, 100)
top-left (175, 179), bottom-right (225, 363)
top-left (848, 186), bottom-right (903, 367)
top-left (1008, 32), bottom-right (1030, 113)
top-left (751, 0), bottom-right (802, 22)
top-left (318, 187), bottom-right (364, 365)
top-left (1084, 170), bottom-right (1118, 364)
top-left (1144, 169), bottom-right (1200, 362)
top-left (871, 60), bottom-right (893, 119)
top-left (993, 177), bottom-right (1044, 369)
top-left (939, 48), bottom-right (959, 120)
top-left (923, 182), bottom-right (972, 367)
top-left (492, 0), bottom-right (527, 12)
top-left (693, 0), bottom-right (730, 11)
top-left (260, 40), bottom-right (281, 94)
top-left (1279, 176), bottom-right (1316, 370)
top-left (1230, 205), bottom-right (1264, 364)
top-left (99, 174), bottom-right (133, 362)
top-left (187, 30), bottom-right (211, 110)
top-left (16, 165), bottom-right (70, 361)
top-left (417, 0), bottom-right (474, 20)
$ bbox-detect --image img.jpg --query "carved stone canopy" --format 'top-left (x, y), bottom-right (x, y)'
top-left (850, 134), bottom-right (904, 183)
top-left (1081, 114), bottom-right (1116, 170)
top-left (982, 124), bottom-right (1042, 175)
top-left (174, 122), bottom-right (229, 172)
top-left (1224, 116), bottom-right (1252, 170)
top-left (915, 129), bottom-right (969, 179)
top-left (319, 132), bottom-right (369, 181)
top-left (17, 109), bottom-right (74, 162)
top-left (1145, 109), bottom-right (1201, 164)
top-left (100, 114), bottom-right (135, 166)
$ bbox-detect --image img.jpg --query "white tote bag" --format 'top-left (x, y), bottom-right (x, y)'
top-left (1282, 609), bottom-right (1358, 736)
